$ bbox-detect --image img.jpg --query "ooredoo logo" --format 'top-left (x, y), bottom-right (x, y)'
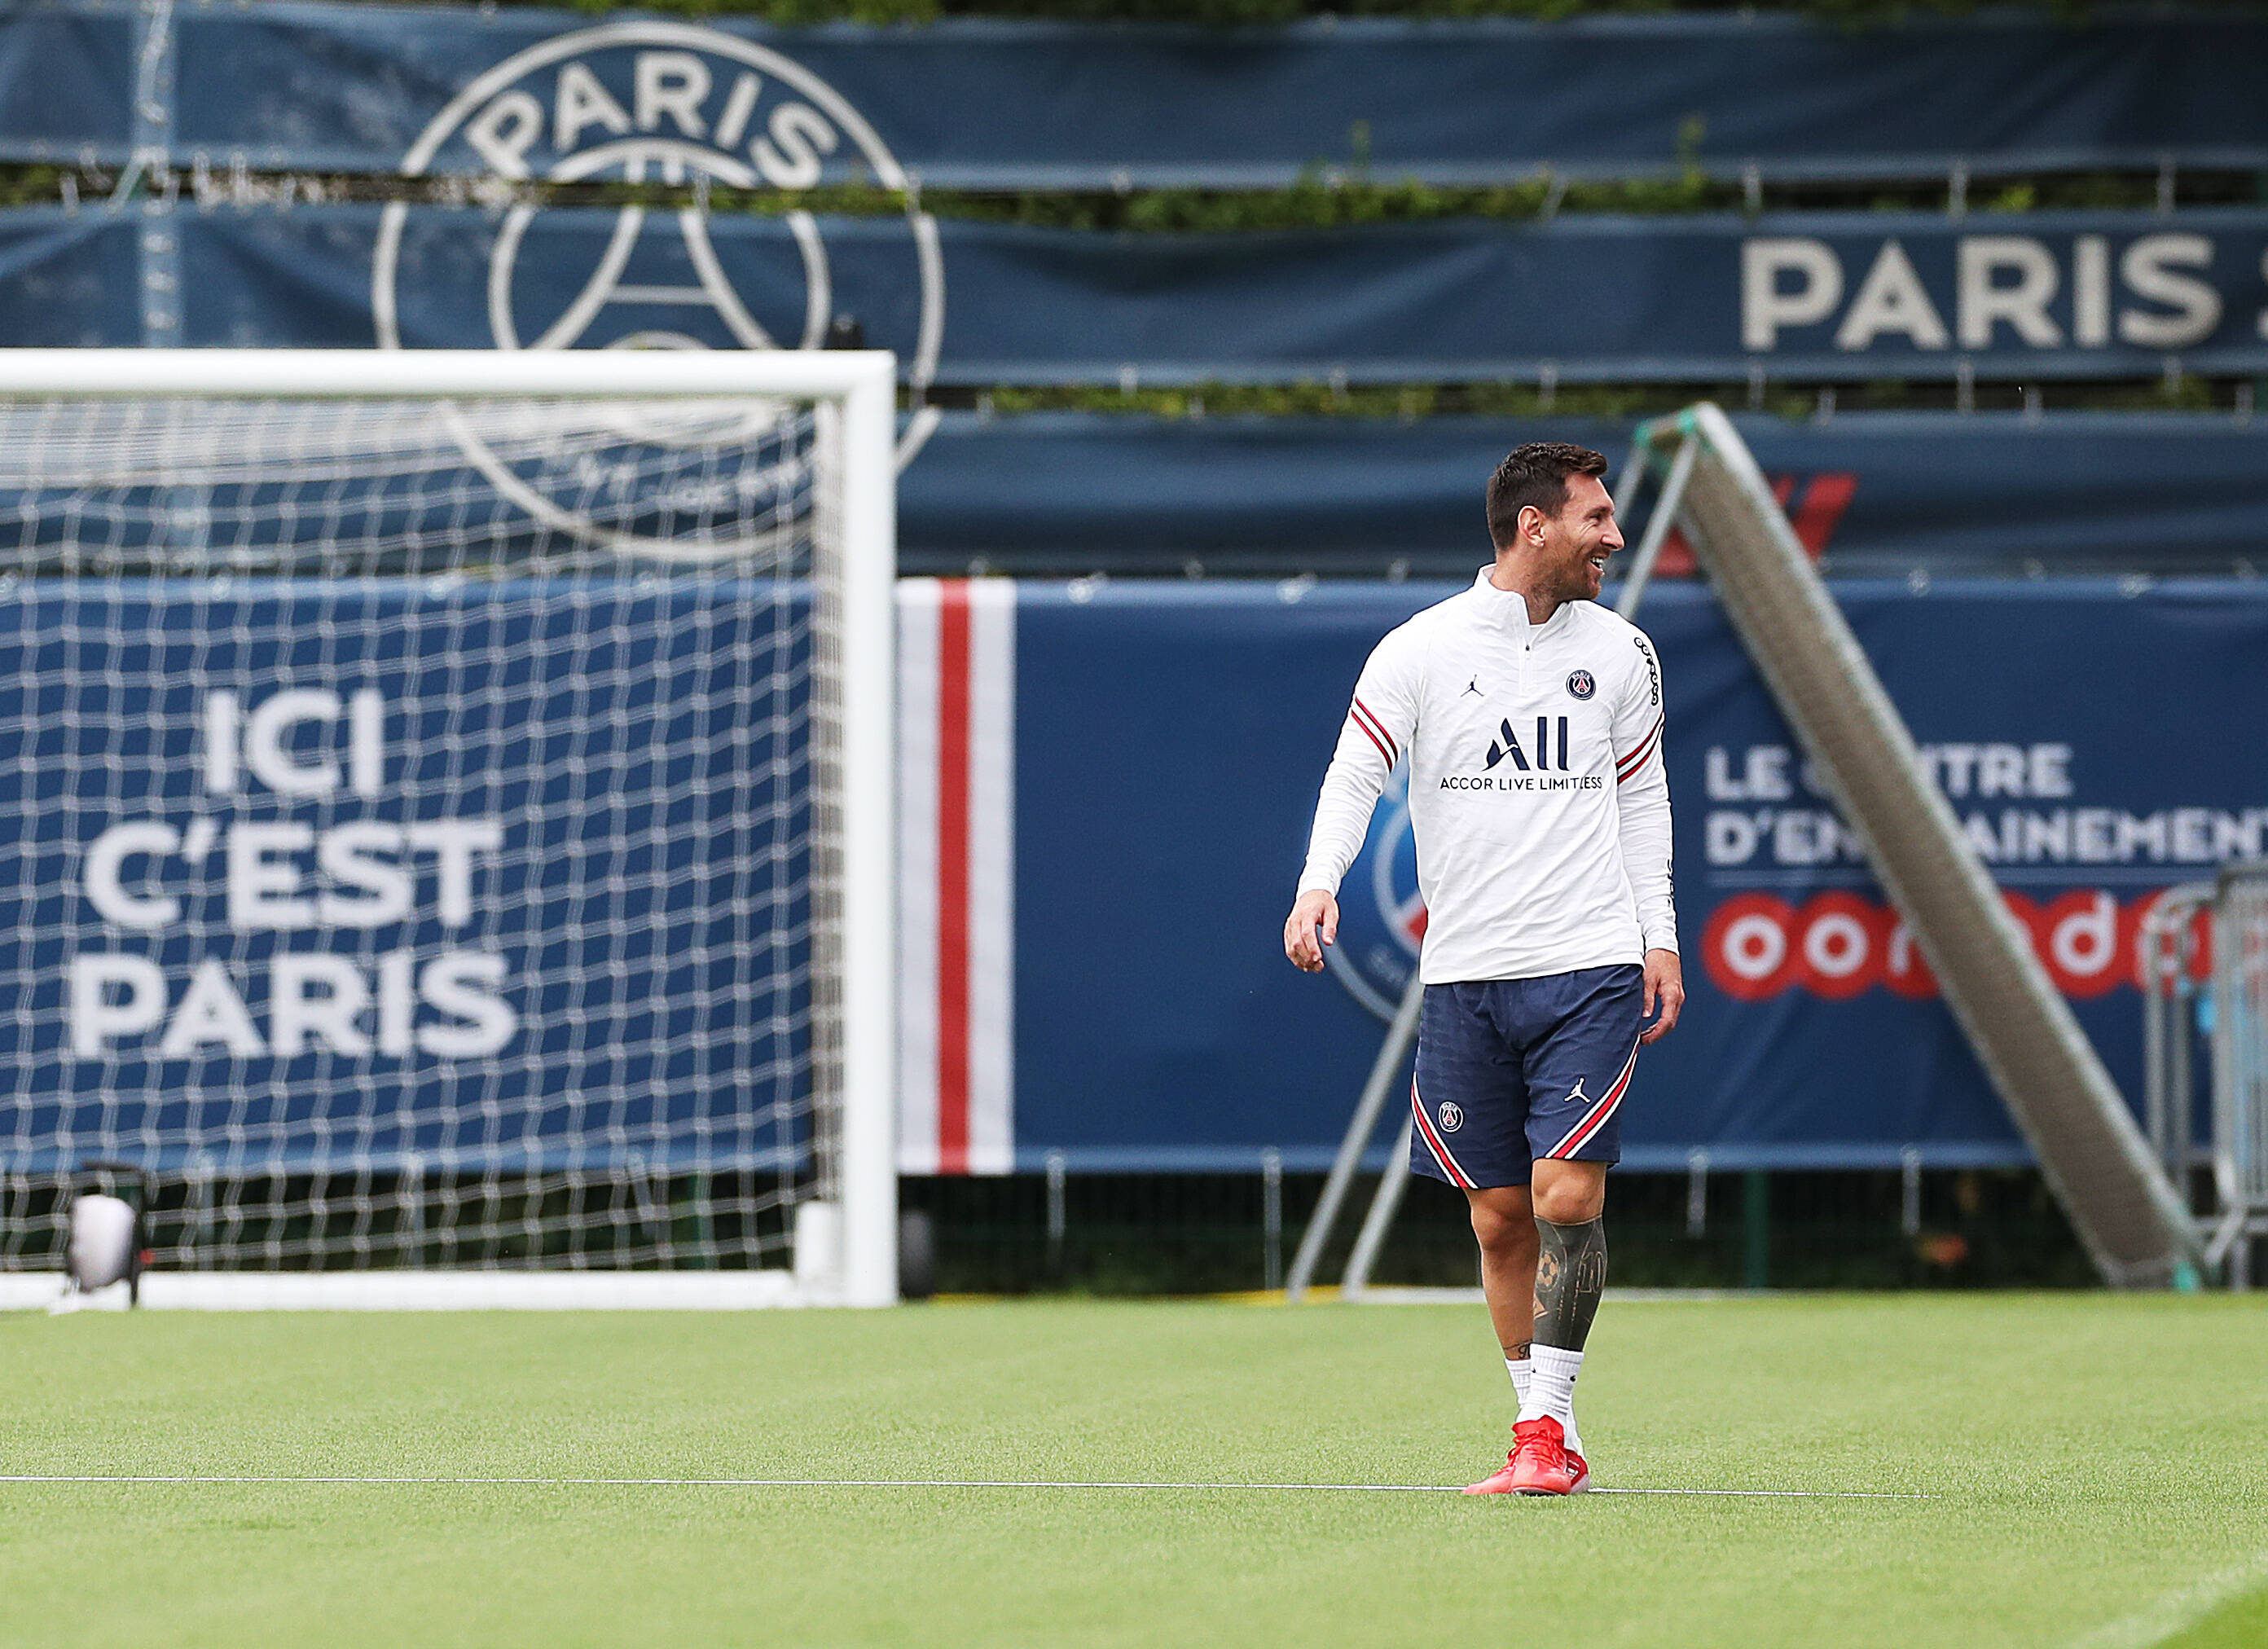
top-left (1700, 886), bottom-right (2202, 1002)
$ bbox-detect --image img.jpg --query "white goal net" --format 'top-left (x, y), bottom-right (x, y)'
top-left (0, 350), bottom-right (898, 1308)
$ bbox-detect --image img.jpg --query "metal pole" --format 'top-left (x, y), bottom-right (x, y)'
top-left (1615, 434), bottom-right (1699, 622)
top-left (1286, 970), bottom-right (1424, 1300)
top-left (2142, 889), bottom-right (2214, 1188)
top-left (1261, 1148), bottom-right (1284, 1292)
top-left (2144, 918), bottom-right (2171, 1170)
top-left (1743, 1169), bottom-right (1770, 1289)
top-left (1044, 1150), bottom-right (1066, 1277)
top-left (1686, 1148), bottom-right (1710, 1237)
top-left (1342, 1115), bottom-right (1416, 1298)
top-left (1901, 1146), bottom-right (1923, 1238)
top-left (1611, 441), bottom-right (1653, 523)
top-left (2173, 969), bottom-right (2194, 1194)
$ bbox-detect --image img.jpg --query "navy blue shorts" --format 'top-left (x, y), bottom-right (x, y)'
top-left (1408, 965), bottom-right (1644, 1189)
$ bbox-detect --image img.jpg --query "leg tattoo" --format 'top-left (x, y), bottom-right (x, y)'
top-left (1531, 1217), bottom-right (1608, 1352)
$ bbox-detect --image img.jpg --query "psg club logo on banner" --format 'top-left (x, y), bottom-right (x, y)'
top-left (1325, 763), bottom-right (1427, 1022)
top-left (370, 20), bottom-right (946, 533)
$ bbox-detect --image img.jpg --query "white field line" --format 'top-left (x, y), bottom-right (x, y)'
top-left (0, 1474), bottom-right (1927, 1500)
top-left (2065, 1550), bottom-right (2268, 1649)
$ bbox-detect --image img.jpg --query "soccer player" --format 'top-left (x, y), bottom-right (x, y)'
top-left (1283, 442), bottom-right (1681, 1497)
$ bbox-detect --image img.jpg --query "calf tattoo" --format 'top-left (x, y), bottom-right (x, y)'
top-left (1531, 1217), bottom-right (1608, 1351)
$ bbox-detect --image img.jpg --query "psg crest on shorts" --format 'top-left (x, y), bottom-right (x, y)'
top-left (1566, 670), bottom-right (1597, 700)
top-left (1325, 763), bottom-right (1426, 1022)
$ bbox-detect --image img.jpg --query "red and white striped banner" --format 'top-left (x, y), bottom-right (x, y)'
top-left (897, 579), bottom-right (1017, 1175)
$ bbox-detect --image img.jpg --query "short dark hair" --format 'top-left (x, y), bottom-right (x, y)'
top-left (1486, 442), bottom-right (1610, 548)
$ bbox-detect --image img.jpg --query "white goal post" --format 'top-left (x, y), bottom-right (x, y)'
top-left (0, 349), bottom-right (898, 1308)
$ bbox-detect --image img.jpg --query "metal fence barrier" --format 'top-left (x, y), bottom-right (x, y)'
top-left (2140, 863), bottom-right (2268, 1286)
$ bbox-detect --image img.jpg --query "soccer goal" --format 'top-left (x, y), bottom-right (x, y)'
top-left (0, 349), bottom-right (899, 1308)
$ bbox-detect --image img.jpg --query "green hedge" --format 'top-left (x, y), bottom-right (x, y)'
top-left (968, 374), bottom-right (2224, 419)
top-left (6, 131), bottom-right (2233, 222)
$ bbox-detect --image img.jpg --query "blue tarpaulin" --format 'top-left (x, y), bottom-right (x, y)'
top-left (27, 4), bottom-right (2268, 186)
top-left (0, 579), bottom-right (817, 1176)
top-left (896, 411), bottom-right (2268, 578)
top-left (1007, 579), bottom-right (2268, 1171)
top-left (7, 576), bottom-right (2260, 1176)
top-left (9, 203), bottom-right (2262, 381)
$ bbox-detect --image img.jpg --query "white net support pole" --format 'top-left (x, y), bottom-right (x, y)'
top-left (833, 364), bottom-right (900, 1309)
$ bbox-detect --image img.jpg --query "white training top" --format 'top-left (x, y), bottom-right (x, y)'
top-left (1299, 570), bottom-right (1678, 984)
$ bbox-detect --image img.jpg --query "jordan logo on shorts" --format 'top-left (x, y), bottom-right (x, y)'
top-left (1567, 1078), bottom-right (1589, 1105)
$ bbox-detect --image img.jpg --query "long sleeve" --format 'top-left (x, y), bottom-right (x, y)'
top-left (1613, 635), bottom-right (1679, 954)
top-left (1298, 639), bottom-right (1417, 897)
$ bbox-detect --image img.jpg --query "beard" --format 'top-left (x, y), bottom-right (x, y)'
top-left (1558, 552), bottom-right (1604, 603)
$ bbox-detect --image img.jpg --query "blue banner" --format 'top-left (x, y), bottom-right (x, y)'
top-left (108, 7), bottom-right (2268, 186)
top-left (0, 580), bottom-right (815, 1176)
top-left (8, 572), bottom-right (2260, 1177)
top-left (11, 202), bottom-right (2260, 383)
top-left (0, 213), bottom-right (141, 346)
top-left (0, 5), bottom-right (129, 164)
top-left (899, 411), bottom-right (2268, 579)
top-left (1009, 579), bottom-right (2268, 1172)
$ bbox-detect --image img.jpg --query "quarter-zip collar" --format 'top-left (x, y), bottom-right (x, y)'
top-left (1470, 566), bottom-right (1575, 642)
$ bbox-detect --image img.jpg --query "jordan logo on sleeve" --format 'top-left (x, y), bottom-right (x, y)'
top-left (1567, 1078), bottom-right (1589, 1105)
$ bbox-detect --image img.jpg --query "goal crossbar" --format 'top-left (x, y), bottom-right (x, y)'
top-left (0, 349), bottom-right (899, 402)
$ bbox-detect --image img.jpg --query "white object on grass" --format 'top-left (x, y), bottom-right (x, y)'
top-left (66, 1194), bottom-right (138, 1291)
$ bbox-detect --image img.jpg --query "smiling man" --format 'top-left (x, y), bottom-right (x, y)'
top-left (1283, 442), bottom-right (1683, 1497)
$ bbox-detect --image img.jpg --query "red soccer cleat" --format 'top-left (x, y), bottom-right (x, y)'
top-left (1508, 1416), bottom-right (1576, 1496)
top-left (1463, 1418), bottom-right (1582, 1497)
top-left (1462, 1451), bottom-right (1522, 1495)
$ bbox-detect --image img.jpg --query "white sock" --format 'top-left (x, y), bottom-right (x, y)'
top-left (1521, 1343), bottom-right (1584, 1433)
top-left (1510, 1354), bottom-right (1582, 1453)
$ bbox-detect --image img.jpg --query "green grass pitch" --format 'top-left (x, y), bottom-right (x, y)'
top-left (1, 1295), bottom-right (2264, 1648)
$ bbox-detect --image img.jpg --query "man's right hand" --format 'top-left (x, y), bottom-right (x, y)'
top-left (1284, 889), bottom-right (1340, 973)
